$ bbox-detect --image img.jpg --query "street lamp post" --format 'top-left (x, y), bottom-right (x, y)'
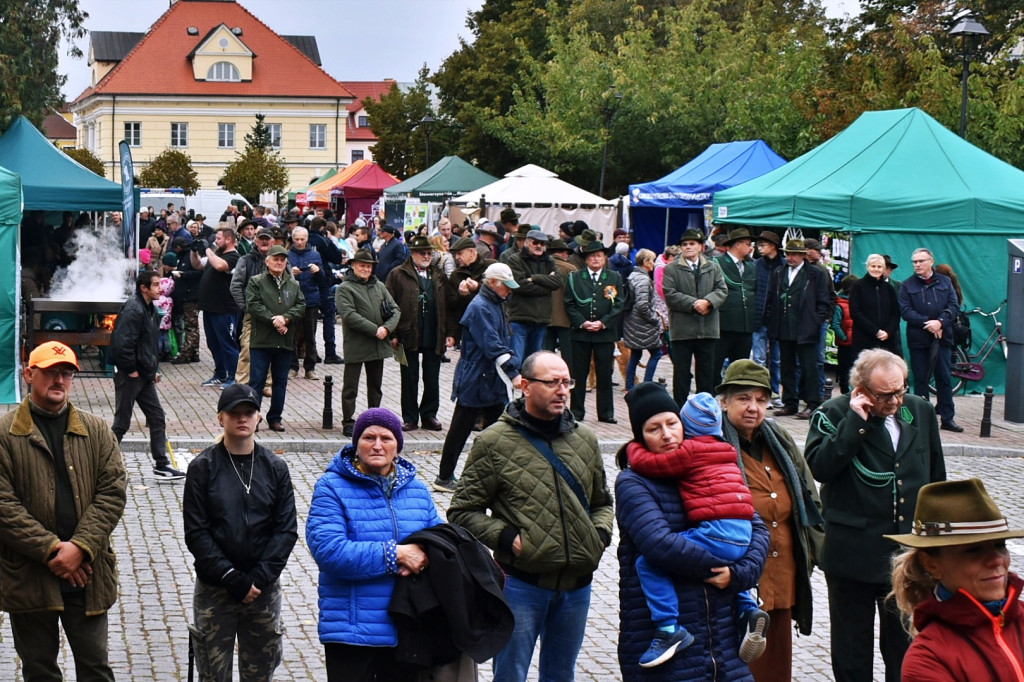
top-left (598, 90), bottom-right (623, 197)
top-left (419, 113), bottom-right (435, 168)
top-left (949, 13), bottom-right (989, 138)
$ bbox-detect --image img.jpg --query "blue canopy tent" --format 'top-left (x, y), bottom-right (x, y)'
top-left (628, 140), bottom-right (787, 252)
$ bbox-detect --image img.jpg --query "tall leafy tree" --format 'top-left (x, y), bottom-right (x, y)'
top-left (63, 146), bottom-right (105, 177)
top-left (222, 115), bottom-right (288, 204)
top-left (139, 149), bottom-right (200, 194)
top-left (0, 0), bottom-right (87, 131)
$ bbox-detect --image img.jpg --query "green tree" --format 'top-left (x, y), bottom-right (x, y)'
top-left (63, 146), bottom-right (105, 177)
top-left (363, 65), bottom-right (453, 177)
top-left (0, 0), bottom-right (87, 131)
top-left (138, 149), bottom-right (200, 194)
top-left (222, 115), bottom-right (289, 204)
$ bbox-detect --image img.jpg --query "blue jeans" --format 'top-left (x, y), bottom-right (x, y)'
top-left (625, 345), bottom-right (663, 392)
top-left (510, 322), bottom-right (547, 366)
top-left (320, 289), bottom-right (337, 356)
top-left (494, 576), bottom-right (591, 682)
top-left (751, 326), bottom-right (780, 394)
top-left (636, 519), bottom-right (757, 629)
top-left (248, 347), bottom-right (292, 422)
top-left (203, 312), bottom-right (239, 381)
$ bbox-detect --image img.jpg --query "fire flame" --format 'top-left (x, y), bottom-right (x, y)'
top-left (96, 315), bottom-right (118, 330)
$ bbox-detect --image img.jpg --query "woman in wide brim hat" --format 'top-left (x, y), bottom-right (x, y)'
top-left (888, 478), bottom-right (1024, 679)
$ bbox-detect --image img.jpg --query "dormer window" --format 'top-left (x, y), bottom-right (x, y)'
top-left (208, 61), bottom-right (240, 82)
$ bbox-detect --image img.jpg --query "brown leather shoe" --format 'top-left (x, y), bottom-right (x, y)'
top-left (268, 420), bottom-right (285, 432)
top-left (421, 417), bottom-right (443, 431)
top-left (773, 406), bottom-right (798, 417)
top-left (402, 421), bottom-right (418, 432)
top-left (795, 408), bottom-right (814, 420)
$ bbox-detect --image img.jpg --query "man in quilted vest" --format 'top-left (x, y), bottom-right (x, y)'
top-left (449, 351), bottom-right (614, 682)
top-left (0, 342), bottom-right (127, 681)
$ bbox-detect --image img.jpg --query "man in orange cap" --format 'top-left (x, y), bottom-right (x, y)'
top-left (0, 341), bottom-right (127, 681)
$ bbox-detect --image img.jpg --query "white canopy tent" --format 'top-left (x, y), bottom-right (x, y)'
top-left (449, 164), bottom-right (619, 236)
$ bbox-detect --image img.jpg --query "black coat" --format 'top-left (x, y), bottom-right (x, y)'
top-left (389, 523), bottom-right (514, 667)
top-left (765, 261), bottom-right (831, 344)
top-left (110, 291), bottom-right (160, 380)
top-left (848, 273), bottom-right (902, 356)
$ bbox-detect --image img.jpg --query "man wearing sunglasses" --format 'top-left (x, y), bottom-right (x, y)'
top-left (0, 342), bottom-right (127, 681)
top-left (805, 348), bottom-right (946, 682)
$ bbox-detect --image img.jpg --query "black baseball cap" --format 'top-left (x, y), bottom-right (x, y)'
top-left (218, 383), bottom-right (261, 413)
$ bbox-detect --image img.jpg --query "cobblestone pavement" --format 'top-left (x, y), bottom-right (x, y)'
top-left (3, 327), bottom-right (1023, 680)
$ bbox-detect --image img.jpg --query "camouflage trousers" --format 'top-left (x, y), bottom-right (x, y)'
top-left (236, 314), bottom-right (252, 385)
top-left (179, 301), bottom-right (201, 360)
top-left (190, 578), bottom-right (283, 682)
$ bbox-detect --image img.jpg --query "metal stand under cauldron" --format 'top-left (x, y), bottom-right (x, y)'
top-left (26, 298), bottom-right (125, 376)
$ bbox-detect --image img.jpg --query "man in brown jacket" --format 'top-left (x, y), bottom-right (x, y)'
top-left (0, 342), bottom-right (127, 681)
top-left (386, 236), bottom-right (455, 432)
top-left (544, 238), bottom-right (578, 372)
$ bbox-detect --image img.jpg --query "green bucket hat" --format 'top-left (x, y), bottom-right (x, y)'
top-left (679, 228), bottom-right (705, 244)
top-left (350, 248), bottom-right (378, 264)
top-left (407, 235), bottom-right (433, 251)
top-left (715, 359), bottom-right (772, 395)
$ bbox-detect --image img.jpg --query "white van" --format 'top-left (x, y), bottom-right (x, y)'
top-left (138, 188), bottom-right (251, 221)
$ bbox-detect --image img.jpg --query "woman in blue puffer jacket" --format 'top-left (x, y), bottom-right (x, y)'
top-left (306, 407), bottom-right (443, 681)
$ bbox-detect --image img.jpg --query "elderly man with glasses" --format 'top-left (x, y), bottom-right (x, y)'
top-left (805, 348), bottom-right (946, 682)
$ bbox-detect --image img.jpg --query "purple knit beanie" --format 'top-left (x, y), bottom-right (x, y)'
top-left (352, 407), bottom-right (404, 452)
top-left (680, 392), bottom-right (722, 438)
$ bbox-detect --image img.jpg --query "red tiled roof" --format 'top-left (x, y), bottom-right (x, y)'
top-left (75, 0), bottom-right (352, 102)
top-left (43, 112), bottom-right (77, 140)
top-left (339, 81), bottom-right (396, 141)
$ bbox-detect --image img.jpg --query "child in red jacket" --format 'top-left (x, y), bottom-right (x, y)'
top-left (627, 389), bottom-right (770, 668)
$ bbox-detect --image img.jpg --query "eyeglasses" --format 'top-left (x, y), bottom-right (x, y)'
top-left (862, 384), bottom-right (908, 402)
top-left (524, 376), bottom-right (575, 389)
top-left (37, 367), bottom-right (77, 381)
top-left (911, 258), bottom-right (931, 264)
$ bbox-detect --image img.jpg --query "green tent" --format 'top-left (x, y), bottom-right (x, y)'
top-left (288, 167), bottom-right (337, 203)
top-left (0, 116), bottom-right (129, 211)
top-left (384, 155), bottom-right (498, 200)
top-left (0, 165), bottom-right (21, 403)
top-left (715, 107), bottom-right (1024, 392)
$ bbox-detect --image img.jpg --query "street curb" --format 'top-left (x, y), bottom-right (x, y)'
top-left (119, 438), bottom-right (1024, 458)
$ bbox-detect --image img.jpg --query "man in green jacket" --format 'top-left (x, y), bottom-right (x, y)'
top-left (713, 227), bottom-right (758, 383)
top-left (449, 350), bottom-right (613, 682)
top-left (0, 342), bottom-right (127, 681)
top-left (246, 245), bottom-right (306, 432)
top-left (805, 348), bottom-right (946, 682)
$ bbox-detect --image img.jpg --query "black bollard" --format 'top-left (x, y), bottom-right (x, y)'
top-left (322, 375), bottom-right (334, 430)
top-left (980, 385), bottom-right (994, 438)
top-left (824, 378), bottom-right (834, 400)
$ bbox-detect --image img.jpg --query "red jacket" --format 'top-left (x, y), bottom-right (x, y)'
top-left (902, 573), bottom-right (1024, 682)
top-left (626, 437), bottom-right (754, 523)
top-left (837, 295), bottom-right (853, 347)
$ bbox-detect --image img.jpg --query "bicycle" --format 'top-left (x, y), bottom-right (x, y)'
top-left (929, 301), bottom-right (1008, 395)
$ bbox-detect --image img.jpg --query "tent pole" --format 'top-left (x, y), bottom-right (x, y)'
top-left (663, 209), bottom-right (670, 251)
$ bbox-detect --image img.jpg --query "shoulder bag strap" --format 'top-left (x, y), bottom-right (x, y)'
top-left (512, 425), bottom-right (589, 513)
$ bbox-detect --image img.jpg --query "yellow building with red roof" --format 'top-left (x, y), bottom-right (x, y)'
top-left (70, 0), bottom-right (356, 192)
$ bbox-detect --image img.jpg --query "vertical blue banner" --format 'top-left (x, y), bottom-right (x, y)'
top-left (119, 140), bottom-right (135, 256)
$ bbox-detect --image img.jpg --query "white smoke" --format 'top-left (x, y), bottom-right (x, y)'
top-left (49, 223), bottom-right (134, 301)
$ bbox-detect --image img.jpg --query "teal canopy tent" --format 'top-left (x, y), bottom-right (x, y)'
top-left (385, 156), bottom-right (498, 200)
top-left (0, 115), bottom-right (133, 211)
top-left (715, 108), bottom-right (1024, 392)
top-left (0, 166), bottom-right (21, 403)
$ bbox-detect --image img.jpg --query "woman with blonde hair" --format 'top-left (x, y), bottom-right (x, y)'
top-left (429, 234), bottom-right (456, 277)
top-left (888, 478), bottom-right (1024, 680)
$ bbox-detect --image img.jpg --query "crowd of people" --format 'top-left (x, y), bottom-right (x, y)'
top-left (6, 204), bottom-right (1014, 682)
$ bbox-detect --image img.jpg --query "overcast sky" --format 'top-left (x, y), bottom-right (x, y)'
top-left (59, 0), bottom-right (859, 102)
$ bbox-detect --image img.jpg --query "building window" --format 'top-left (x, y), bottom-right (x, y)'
top-left (171, 122), bottom-right (188, 148)
top-left (207, 61), bottom-right (240, 82)
top-left (358, 115), bottom-right (369, 128)
top-left (218, 123), bottom-right (235, 149)
top-left (309, 124), bottom-right (326, 149)
top-left (351, 149), bottom-right (364, 163)
top-left (267, 123), bottom-right (282, 149)
top-left (124, 122), bottom-right (141, 147)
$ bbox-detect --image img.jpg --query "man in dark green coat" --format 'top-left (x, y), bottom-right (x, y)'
top-left (713, 227), bottom-right (758, 383)
top-left (564, 241), bottom-right (623, 423)
top-left (804, 348), bottom-right (945, 682)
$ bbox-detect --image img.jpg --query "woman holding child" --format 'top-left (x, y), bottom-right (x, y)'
top-left (616, 382), bottom-right (769, 681)
top-left (717, 360), bottom-right (824, 682)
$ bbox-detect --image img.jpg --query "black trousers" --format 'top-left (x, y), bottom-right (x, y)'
top-left (324, 642), bottom-right (417, 682)
top-left (399, 349), bottom-right (442, 424)
top-left (341, 360), bottom-right (384, 427)
top-left (292, 308), bottom-right (319, 371)
top-left (437, 401), bottom-right (504, 481)
top-left (779, 339), bottom-right (821, 409)
top-left (714, 330), bottom-right (753, 384)
top-left (669, 337), bottom-right (716, 407)
top-left (10, 591), bottom-right (114, 682)
top-left (825, 573), bottom-right (910, 682)
top-left (111, 372), bottom-right (168, 468)
top-left (570, 338), bottom-right (614, 421)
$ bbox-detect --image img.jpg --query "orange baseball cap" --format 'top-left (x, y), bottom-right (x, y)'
top-left (28, 342), bottom-right (81, 370)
